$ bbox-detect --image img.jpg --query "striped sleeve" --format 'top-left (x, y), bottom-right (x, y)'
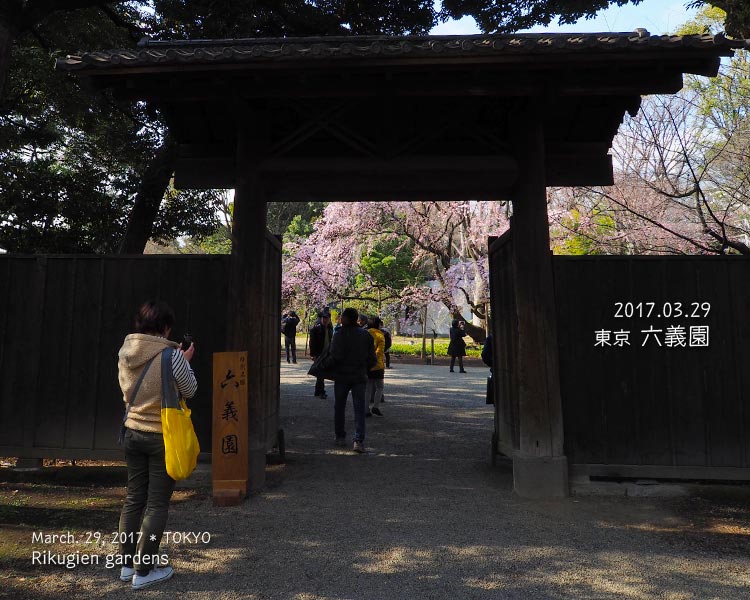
top-left (171, 349), bottom-right (198, 399)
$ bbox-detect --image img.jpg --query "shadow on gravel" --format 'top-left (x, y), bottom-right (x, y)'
top-left (6, 363), bottom-right (748, 599)
top-left (0, 466), bottom-right (127, 487)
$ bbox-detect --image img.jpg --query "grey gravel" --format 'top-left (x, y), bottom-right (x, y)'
top-left (11, 362), bottom-right (750, 599)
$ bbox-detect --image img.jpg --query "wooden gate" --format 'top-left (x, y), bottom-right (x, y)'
top-left (487, 232), bottom-right (519, 457)
top-left (260, 232), bottom-right (283, 457)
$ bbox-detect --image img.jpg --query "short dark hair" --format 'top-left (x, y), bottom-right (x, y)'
top-left (134, 300), bottom-right (175, 335)
top-left (367, 316), bottom-right (381, 329)
top-left (341, 307), bottom-right (359, 325)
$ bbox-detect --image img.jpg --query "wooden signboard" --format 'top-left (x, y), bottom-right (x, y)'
top-left (212, 351), bottom-right (249, 506)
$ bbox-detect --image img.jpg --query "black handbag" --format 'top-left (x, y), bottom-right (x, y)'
top-left (307, 344), bottom-right (336, 380)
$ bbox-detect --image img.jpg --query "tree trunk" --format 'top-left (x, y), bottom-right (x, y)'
top-left (118, 135), bottom-right (178, 254)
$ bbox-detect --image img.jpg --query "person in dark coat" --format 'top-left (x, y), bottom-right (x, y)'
top-left (333, 313), bottom-right (343, 335)
top-left (281, 310), bottom-right (300, 363)
top-left (330, 307), bottom-right (376, 453)
top-left (381, 325), bottom-right (393, 369)
top-left (447, 319), bottom-right (467, 373)
top-left (309, 309), bottom-right (333, 398)
top-left (481, 332), bottom-right (493, 372)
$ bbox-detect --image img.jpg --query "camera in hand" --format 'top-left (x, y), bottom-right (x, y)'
top-left (182, 333), bottom-right (193, 351)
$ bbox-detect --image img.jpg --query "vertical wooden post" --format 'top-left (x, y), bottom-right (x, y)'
top-left (509, 104), bottom-right (568, 498)
top-left (228, 107), bottom-right (269, 492)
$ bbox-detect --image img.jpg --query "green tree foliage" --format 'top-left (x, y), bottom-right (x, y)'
top-left (6, 1), bottom-right (748, 254)
top-left (551, 208), bottom-right (615, 255)
top-left (356, 238), bottom-right (427, 302)
top-left (0, 4), bottom-right (225, 253)
top-left (268, 202), bottom-right (326, 236)
top-left (442, 0), bottom-right (642, 32)
top-left (688, 1), bottom-right (750, 38)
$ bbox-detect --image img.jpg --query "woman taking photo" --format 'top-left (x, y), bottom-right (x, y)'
top-left (448, 319), bottom-right (468, 373)
top-left (117, 300), bottom-right (197, 590)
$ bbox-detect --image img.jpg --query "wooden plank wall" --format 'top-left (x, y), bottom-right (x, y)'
top-left (487, 233), bottom-right (520, 456)
top-left (555, 256), bottom-right (750, 478)
top-left (0, 255), bottom-right (229, 460)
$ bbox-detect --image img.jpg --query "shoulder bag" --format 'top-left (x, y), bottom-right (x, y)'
top-left (160, 347), bottom-right (200, 480)
top-left (307, 343), bottom-right (337, 381)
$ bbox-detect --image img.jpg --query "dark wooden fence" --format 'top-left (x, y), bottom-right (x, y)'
top-left (489, 237), bottom-right (750, 480)
top-left (0, 254), bottom-right (230, 460)
top-left (555, 256), bottom-right (750, 480)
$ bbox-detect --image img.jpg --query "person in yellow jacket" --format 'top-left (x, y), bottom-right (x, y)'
top-left (365, 316), bottom-right (386, 417)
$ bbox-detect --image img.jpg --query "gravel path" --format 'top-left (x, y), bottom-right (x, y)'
top-left (10, 362), bottom-right (750, 599)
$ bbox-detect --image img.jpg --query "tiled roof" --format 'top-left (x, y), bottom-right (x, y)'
top-left (57, 31), bottom-right (746, 71)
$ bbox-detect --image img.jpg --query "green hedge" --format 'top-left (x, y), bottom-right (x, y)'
top-left (283, 334), bottom-right (482, 357)
top-left (389, 341), bottom-right (481, 357)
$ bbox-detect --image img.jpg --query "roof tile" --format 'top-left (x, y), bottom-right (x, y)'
top-left (57, 32), bottom-right (747, 71)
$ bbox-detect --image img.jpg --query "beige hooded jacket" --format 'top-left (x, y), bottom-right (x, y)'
top-left (118, 334), bottom-right (180, 433)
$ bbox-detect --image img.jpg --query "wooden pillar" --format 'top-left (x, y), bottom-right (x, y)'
top-left (509, 104), bottom-right (568, 498)
top-left (228, 109), bottom-right (268, 492)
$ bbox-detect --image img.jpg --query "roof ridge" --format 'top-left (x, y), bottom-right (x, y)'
top-left (57, 32), bottom-right (744, 73)
top-left (135, 30), bottom-right (715, 48)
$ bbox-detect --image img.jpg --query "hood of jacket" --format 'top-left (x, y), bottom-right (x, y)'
top-left (118, 333), bottom-right (178, 369)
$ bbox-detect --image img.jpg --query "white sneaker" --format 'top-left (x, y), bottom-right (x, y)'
top-left (120, 566), bottom-right (135, 581)
top-left (353, 441), bottom-right (365, 453)
top-left (132, 566), bottom-right (174, 590)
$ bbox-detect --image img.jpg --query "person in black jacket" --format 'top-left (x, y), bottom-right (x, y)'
top-left (381, 325), bottom-right (393, 369)
top-left (281, 311), bottom-right (300, 363)
top-left (309, 309), bottom-right (333, 398)
top-left (448, 319), bottom-right (468, 373)
top-left (481, 332), bottom-right (493, 372)
top-left (330, 307), bottom-right (376, 453)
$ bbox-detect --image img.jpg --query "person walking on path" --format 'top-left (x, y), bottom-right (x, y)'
top-left (482, 332), bottom-right (493, 372)
top-left (448, 319), bottom-right (468, 373)
top-left (333, 313), bottom-right (343, 335)
top-left (380, 323), bottom-right (392, 402)
top-left (282, 310), bottom-right (300, 363)
top-left (309, 309), bottom-right (333, 399)
top-left (366, 316), bottom-right (386, 418)
top-left (330, 307), bottom-right (376, 452)
top-left (381, 324), bottom-right (393, 369)
top-left (117, 300), bottom-right (197, 590)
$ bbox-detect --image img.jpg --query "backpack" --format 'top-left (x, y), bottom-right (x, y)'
top-left (283, 318), bottom-right (297, 337)
top-left (282, 317), bottom-right (299, 337)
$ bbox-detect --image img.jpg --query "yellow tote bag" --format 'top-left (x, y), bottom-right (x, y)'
top-left (160, 348), bottom-right (200, 480)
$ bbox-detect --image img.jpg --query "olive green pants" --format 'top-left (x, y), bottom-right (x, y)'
top-left (118, 428), bottom-right (175, 574)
